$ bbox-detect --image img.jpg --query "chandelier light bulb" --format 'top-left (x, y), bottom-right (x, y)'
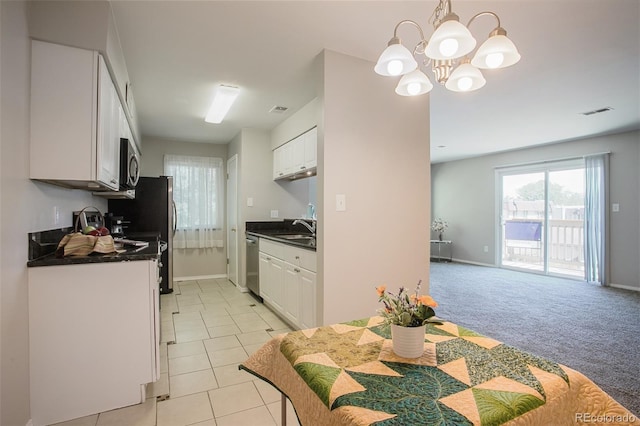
top-left (424, 16), bottom-right (476, 60)
top-left (484, 52), bottom-right (504, 68)
top-left (471, 30), bottom-right (521, 70)
top-left (374, 40), bottom-right (418, 77)
top-left (445, 61), bottom-right (486, 92)
top-left (395, 69), bottom-right (433, 96)
top-left (456, 76), bottom-right (473, 91)
top-left (387, 60), bottom-right (404, 76)
top-left (439, 38), bottom-right (459, 57)
top-left (407, 82), bottom-right (421, 95)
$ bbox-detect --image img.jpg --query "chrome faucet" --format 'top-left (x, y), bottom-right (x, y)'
top-left (292, 219), bottom-right (316, 236)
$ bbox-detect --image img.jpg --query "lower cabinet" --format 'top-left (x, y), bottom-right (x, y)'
top-left (259, 239), bottom-right (316, 329)
top-left (28, 260), bottom-right (160, 426)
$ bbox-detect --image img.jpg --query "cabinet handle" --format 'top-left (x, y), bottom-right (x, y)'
top-left (294, 268), bottom-right (301, 273)
top-left (158, 262), bottom-right (163, 268)
top-left (266, 257), bottom-right (271, 261)
top-left (110, 179), bottom-right (117, 184)
top-left (300, 166), bottom-right (306, 170)
top-left (295, 256), bottom-right (300, 260)
top-left (279, 172), bottom-right (283, 176)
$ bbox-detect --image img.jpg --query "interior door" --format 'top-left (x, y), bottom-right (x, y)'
top-left (226, 155), bottom-right (238, 285)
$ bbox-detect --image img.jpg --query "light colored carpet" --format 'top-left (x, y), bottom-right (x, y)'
top-left (429, 261), bottom-right (640, 416)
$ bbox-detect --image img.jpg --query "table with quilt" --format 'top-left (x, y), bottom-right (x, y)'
top-left (240, 316), bottom-right (639, 426)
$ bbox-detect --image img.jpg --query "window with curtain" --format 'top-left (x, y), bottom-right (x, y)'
top-left (164, 155), bottom-right (224, 249)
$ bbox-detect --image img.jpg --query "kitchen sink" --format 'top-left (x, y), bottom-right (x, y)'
top-left (277, 234), bottom-right (314, 240)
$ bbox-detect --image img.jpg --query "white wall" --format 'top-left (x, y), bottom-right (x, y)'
top-left (319, 50), bottom-right (431, 325)
top-left (1, 2), bottom-right (107, 423)
top-left (140, 136), bottom-right (228, 278)
top-left (431, 130), bottom-right (640, 290)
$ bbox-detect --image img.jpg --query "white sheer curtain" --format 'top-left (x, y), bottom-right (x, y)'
top-left (584, 153), bottom-right (608, 284)
top-left (164, 155), bottom-right (224, 249)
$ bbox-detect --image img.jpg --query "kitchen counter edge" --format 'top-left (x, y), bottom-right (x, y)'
top-left (246, 231), bottom-right (316, 251)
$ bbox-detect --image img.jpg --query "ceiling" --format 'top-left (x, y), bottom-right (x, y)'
top-left (111, 1), bottom-right (640, 163)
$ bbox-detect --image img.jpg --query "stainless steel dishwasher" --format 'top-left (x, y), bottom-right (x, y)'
top-left (245, 234), bottom-right (261, 301)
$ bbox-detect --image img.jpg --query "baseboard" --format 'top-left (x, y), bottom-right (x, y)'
top-left (449, 258), bottom-right (496, 268)
top-left (609, 283), bottom-right (640, 292)
top-left (174, 274), bottom-right (227, 282)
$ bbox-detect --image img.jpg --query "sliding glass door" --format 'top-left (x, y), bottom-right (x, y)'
top-left (499, 161), bottom-right (585, 278)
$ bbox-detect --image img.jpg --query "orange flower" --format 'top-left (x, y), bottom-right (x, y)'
top-left (417, 295), bottom-right (438, 308)
top-left (376, 285), bottom-right (386, 297)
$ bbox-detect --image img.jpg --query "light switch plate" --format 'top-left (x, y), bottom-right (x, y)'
top-left (336, 194), bottom-right (346, 212)
top-left (247, 197), bottom-right (254, 207)
top-left (612, 203), bottom-right (620, 212)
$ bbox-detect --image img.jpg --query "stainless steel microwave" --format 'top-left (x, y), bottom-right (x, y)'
top-left (119, 138), bottom-right (140, 190)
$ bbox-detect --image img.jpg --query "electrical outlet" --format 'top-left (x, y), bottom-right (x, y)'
top-left (483, 245), bottom-right (489, 253)
top-left (612, 203), bottom-right (620, 212)
top-left (270, 210), bottom-right (279, 218)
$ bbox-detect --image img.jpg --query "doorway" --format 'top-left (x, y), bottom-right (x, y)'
top-left (226, 155), bottom-right (238, 285)
top-left (498, 160), bottom-right (585, 278)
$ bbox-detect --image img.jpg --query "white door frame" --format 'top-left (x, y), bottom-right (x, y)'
top-left (226, 155), bottom-right (239, 286)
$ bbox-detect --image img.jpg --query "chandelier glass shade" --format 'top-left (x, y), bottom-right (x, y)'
top-left (374, 0), bottom-right (521, 95)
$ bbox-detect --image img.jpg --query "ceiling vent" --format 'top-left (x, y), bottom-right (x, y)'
top-left (581, 107), bottom-right (613, 116)
top-left (269, 105), bottom-right (288, 114)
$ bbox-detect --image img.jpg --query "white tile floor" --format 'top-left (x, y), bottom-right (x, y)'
top-left (53, 278), bottom-right (302, 426)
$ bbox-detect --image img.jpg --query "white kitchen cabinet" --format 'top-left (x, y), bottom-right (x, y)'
top-left (299, 268), bottom-right (317, 330)
top-left (30, 40), bottom-right (120, 191)
top-left (272, 126), bottom-right (317, 181)
top-left (259, 251), bottom-right (284, 313)
top-left (284, 262), bottom-right (301, 324)
top-left (259, 238), bottom-right (316, 329)
top-left (98, 58), bottom-right (122, 188)
top-left (28, 260), bottom-right (160, 426)
top-left (303, 127), bottom-right (318, 170)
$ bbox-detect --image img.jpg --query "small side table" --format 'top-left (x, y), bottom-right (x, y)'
top-left (430, 240), bottom-right (452, 262)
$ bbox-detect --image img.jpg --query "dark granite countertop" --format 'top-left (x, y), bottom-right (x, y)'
top-left (27, 227), bottom-right (162, 267)
top-left (246, 220), bottom-right (316, 251)
top-left (27, 241), bottom-right (161, 267)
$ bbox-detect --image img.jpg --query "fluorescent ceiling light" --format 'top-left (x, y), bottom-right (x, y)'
top-left (205, 85), bottom-right (240, 124)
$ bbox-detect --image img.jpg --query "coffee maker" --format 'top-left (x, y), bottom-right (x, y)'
top-left (104, 213), bottom-right (126, 237)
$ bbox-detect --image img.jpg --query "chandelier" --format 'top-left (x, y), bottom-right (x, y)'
top-left (374, 0), bottom-right (521, 95)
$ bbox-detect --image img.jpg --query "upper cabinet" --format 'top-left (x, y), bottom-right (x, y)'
top-left (27, 0), bottom-right (141, 150)
top-left (273, 126), bottom-right (317, 181)
top-left (30, 40), bottom-right (120, 191)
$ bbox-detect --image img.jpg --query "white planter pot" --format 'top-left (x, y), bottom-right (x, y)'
top-left (391, 324), bottom-right (426, 358)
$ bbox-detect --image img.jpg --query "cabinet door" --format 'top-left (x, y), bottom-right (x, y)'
top-left (259, 253), bottom-right (272, 303)
top-left (268, 257), bottom-right (285, 313)
top-left (273, 146), bottom-right (285, 180)
top-left (290, 135), bottom-right (305, 173)
top-left (28, 260), bottom-right (158, 425)
top-left (30, 40), bottom-right (97, 182)
top-left (283, 263), bottom-right (301, 325)
top-left (299, 269), bottom-right (317, 329)
top-left (303, 127), bottom-right (317, 170)
top-left (96, 57), bottom-right (120, 190)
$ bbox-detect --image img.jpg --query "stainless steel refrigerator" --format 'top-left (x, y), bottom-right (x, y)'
top-left (109, 176), bottom-right (175, 294)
